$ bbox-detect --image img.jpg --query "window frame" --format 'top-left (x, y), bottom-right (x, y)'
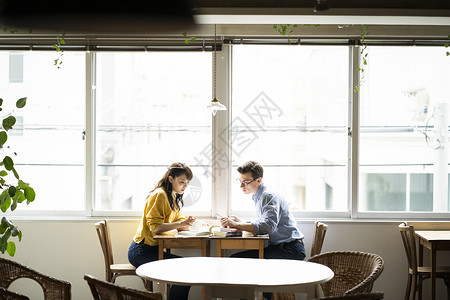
top-left (2, 40), bottom-right (450, 220)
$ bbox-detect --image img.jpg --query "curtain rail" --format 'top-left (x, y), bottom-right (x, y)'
top-left (0, 36), bottom-right (448, 50)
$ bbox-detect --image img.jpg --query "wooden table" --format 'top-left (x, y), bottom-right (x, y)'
top-left (212, 233), bottom-right (269, 258)
top-left (415, 230), bottom-right (450, 300)
top-left (154, 234), bottom-right (211, 260)
top-left (136, 257), bottom-right (334, 300)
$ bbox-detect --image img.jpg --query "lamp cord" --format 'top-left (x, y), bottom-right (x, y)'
top-left (213, 24), bottom-right (217, 99)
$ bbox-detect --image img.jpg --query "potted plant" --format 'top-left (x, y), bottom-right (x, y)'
top-left (0, 97), bottom-right (35, 256)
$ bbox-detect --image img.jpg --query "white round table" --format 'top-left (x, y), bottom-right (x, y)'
top-left (136, 257), bottom-right (334, 299)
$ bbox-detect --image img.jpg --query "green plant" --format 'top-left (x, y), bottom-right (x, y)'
top-left (273, 24), bottom-right (298, 44)
top-left (53, 33), bottom-right (66, 69)
top-left (0, 26), bottom-right (17, 34)
top-left (354, 25), bottom-right (369, 92)
top-left (182, 32), bottom-right (196, 44)
top-left (0, 97), bottom-right (35, 256)
top-left (445, 34), bottom-right (450, 56)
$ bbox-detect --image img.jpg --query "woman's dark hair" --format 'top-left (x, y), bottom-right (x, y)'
top-left (237, 161), bottom-right (263, 179)
top-left (152, 162), bottom-right (193, 211)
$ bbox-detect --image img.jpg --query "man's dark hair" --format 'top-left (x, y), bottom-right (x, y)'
top-left (237, 161), bottom-right (263, 179)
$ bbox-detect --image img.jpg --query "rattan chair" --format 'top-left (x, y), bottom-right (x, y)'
top-left (398, 222), bottom-right (450, 300)
top-left (95, 220), bottom-right (152, 291)
top-left (306, 251), bottom-right (384, 297)
top-left (0, 257), bottom-right (71, 300)
top-left (0, 287), bottom-right (30, 300)
top-left (315, 292), bottom-right (384, 299)
top-left (273, 221), bottom-right (330, 300)
top-left (84, 274), bottom-right (162, 300)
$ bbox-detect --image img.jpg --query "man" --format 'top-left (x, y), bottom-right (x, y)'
top-left (221, 160), bottom-right (306, 260)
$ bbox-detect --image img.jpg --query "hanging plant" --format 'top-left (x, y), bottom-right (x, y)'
top-left (354, 25), bottom-right (369, 92)
top-left (53, 33), bottom-right (66, 69)
top-left (0, 26), bottom-right (17, 33)
top-left (0, 97), bottom-right (36, 256)
top-left (273, 24), bottom-right (298, 44)
top-left (445, 34), bottom-right (450, 56)
top-left (182, 32), bottom-right (196, 44)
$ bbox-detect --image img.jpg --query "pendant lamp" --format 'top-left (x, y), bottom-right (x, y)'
top-left (207, 24), bottom-right (227, 116)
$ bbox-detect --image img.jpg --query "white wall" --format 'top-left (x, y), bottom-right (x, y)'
top-left (1, 219), bottom-right (449, 300)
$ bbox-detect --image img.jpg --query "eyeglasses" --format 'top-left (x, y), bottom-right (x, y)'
top-left (236, 178), bottom-right (256, 187)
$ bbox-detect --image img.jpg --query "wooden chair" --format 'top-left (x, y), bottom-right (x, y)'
top-left (311, 221), bottom-right (329, 257)
top-left (94, 220), bottom-right (152, 291)
top-left (84, 274), bottom-right (162, 300)
top-left (0, 287), bottom-right (30, 300)
top-left (398, 222), bottom-right (450, 300)
top-left (273, 221), bottom-right (329, 300)
top-left (0, 257), bottom-right (71, 300)
top-left (306, 251), bottom-right (384, 297)
top-left (315, 292), bottom-right (384, 299)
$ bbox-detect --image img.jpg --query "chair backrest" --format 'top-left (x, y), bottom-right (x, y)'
top-left (84, 274), bottom-right (162, 300)
top-left (398, 222), bottom-right (419, 274)
top-left (0, 257), bottom-right (71, 300)
top-left (316, 292), bottom-right (384, 300)
top-left (95, 220), bottom-right (114, 280)
top-left (307, 251), bottom-right (384, 297)
top-left (0, 287), bottom-right (30, 300)
top-left (311, 221), bottom-right (329, 257)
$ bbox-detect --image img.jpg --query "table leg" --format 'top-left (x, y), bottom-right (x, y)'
top-left (430, 244), bottom-right (436, 300)
top-left (202, 239), bottom-right (210, 257)
top-left (258, 240), bottom-right (264, 259)
top-left (216, 240), bottom-right (223, 257)
top-left (155, 281), bottom-right (167, 300)
top-left (158, 240), bottom-right (164, 260)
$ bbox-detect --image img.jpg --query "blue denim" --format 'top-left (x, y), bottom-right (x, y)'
top-left (230, 239), bottom-right (306, 260)
top-left (128, 240), bottom-right (190, 300)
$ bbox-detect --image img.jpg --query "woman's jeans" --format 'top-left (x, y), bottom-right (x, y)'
top-left (128, 240), bottom-right (190, 300)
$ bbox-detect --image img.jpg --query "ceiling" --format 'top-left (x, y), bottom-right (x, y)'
top-left (0, 0), bottom-right (448, 40)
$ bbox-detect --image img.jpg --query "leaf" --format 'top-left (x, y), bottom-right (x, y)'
top-left (16, 97), bottom-right (27, 108)
top-left (8, 186), bottom-right (16, 197)
top-left (0, 195), bottom-right (11, 212)
top-left (0, 217), bottom-right (8, 234)
top-left (0, 170), bottom-right (7, 177)
top-left (18, 180), bottom-right (28, 189)
top-left (11, 225), bottom-right (20, 237)
top-left (2, 227), bottom-right (11, 242)
top-left (2, 116), bottom-right (16, 131)
top-left (12, 167), bottom-right (19, 179)
top-left (14, 190), bottom-right (26, 203)
top-left (10, 196), bottom-right (17, 210)
top-left (0, 131), bottom-right (7, 148)
top-left (3, 156), bottom-right (13, 171)
top-left (6, 241), bottom-right (16, 256)
top-left (0, 98), bottom-right (3, 106)
top-left (0, 239), bottom-right (6, 253)
top-left (0, 190), bottom-right (9, 206)
top-left (24, 187), bottom-right (35, 202)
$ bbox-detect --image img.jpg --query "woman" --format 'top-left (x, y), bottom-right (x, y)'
top-left (128, 162), bottom-right (196, 300)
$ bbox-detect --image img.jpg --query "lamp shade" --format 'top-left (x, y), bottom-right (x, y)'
top-left (207, 98), bottom-right (227, 116)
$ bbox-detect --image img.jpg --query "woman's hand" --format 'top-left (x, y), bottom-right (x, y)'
top-left (180, 216), bottom-right (196, 228)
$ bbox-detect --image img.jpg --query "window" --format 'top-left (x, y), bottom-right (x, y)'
top-left (0, 51), bottom-right (86, 212)
top-left (9, 53), bottom-right (23, 83)
top-left (359, 46), bottom-right (450, 213)
top-left (1, 41), bottom-right (449, 219)
top-left (94, 52), bottom-right (212, 214)
top-left (231, 45), bottom-right (349, 215)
